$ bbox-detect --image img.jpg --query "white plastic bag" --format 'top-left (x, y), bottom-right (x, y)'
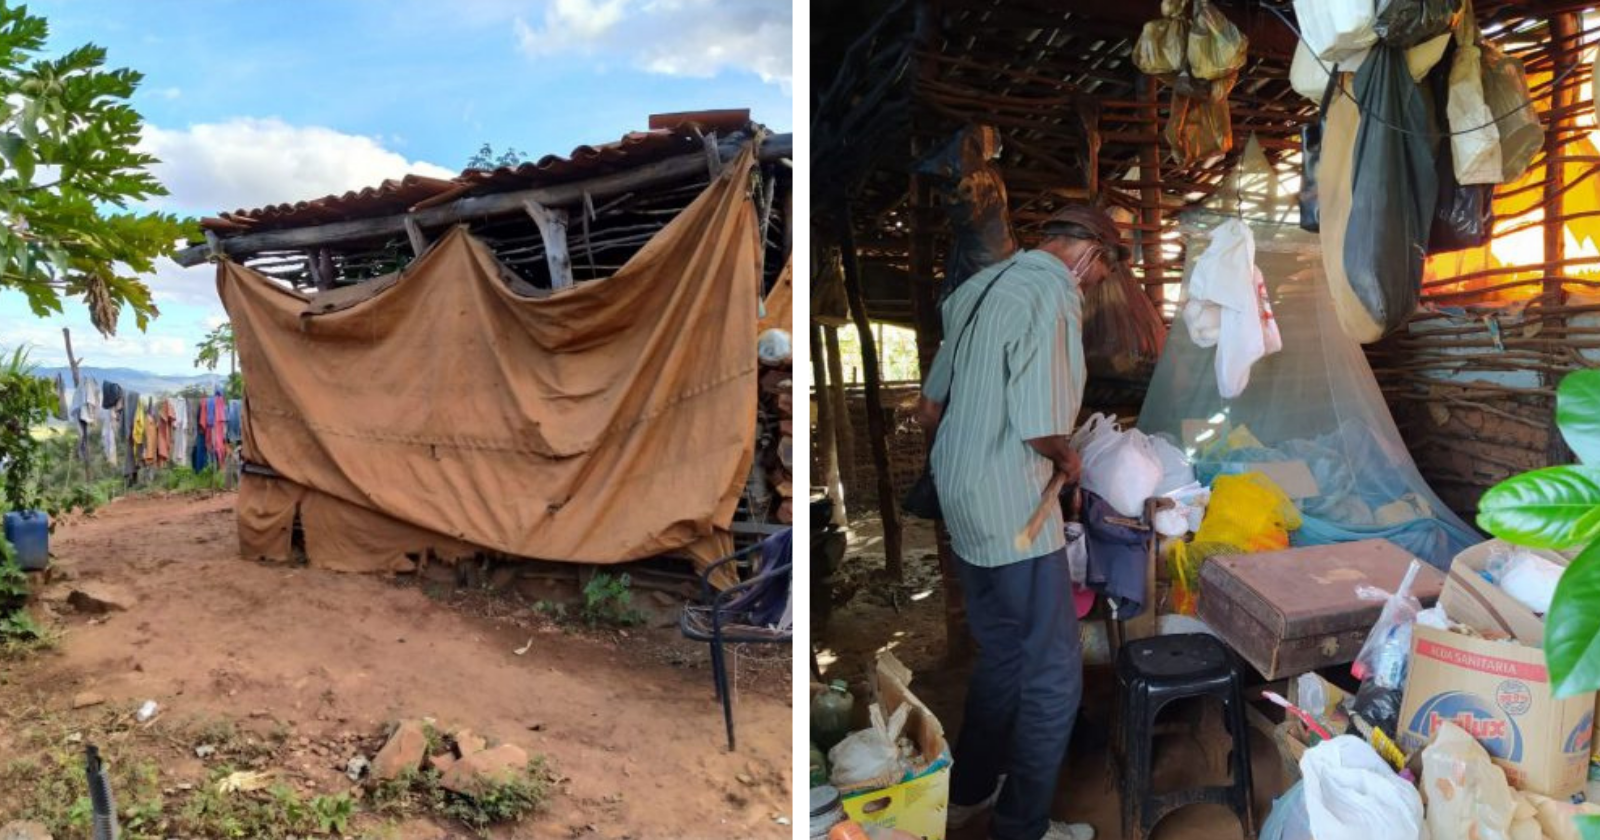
top-left (1493, 549), bottom-right (1564, 614)
top-left (1066, 522), bottom-right (1088, 584)
top-left (1300, 736), bottom-right (1426, 840)
top-left (1422, 722), bottom-right (1517, 840)
top-left (1295, 0), bottom-right (1379, 63)
top-left (1079, 424), bottom-right (1162, 518)
top-left (1447, 6), bottom-right (1502, 184)
top-left (1183, 218), bottom-right (1281, 399)
top-left (828, 702), bottom-right (912, 790)
top-left (1150, 434), bottom-right (1196, 496)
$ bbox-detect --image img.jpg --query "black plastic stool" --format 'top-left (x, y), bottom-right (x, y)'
top-left (1115, 633), bottom-right (1255, 840)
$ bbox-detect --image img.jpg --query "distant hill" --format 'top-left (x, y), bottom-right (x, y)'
top-left (34, 366), bottom-right (224, 397)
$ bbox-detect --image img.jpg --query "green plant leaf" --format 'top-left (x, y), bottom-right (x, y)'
top-left (1476, 465), bottom-right (1600, 549)
top-left (1577, 813), bottom-right (1600, 840)
top-left (1559, 370), bottom-right (1600, 466)
top-left (1545, 540), bottom-right (1600, 697)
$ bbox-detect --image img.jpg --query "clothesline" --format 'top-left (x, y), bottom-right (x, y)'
top-left (47, 373), bottom-right (245, 483)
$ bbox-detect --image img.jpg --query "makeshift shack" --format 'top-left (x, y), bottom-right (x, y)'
top-left (811, 2), bottom-right (1600, 839)
top-left (176, 112), bottom-right (793, 578)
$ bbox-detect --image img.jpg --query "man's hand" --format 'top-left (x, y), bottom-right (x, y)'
top-left (915, 396), bottom-right (944, 430)
top-left (1026, 434), bottom-right (1080, 486)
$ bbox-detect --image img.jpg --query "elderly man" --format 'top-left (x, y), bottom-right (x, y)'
top-left (916, 203), bottom-right (1126, 840)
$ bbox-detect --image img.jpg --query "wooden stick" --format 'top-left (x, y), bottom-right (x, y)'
top-left (1014, 470), bottom-right (1070, 552)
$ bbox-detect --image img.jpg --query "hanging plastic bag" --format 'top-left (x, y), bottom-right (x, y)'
top-left (1422, 722), bottom-right (1518, 840)
top-left (1480, 41), bottom-right (1543, 183)
top-left (1447, 1), bottom-right (1503, 184)
top-left (1300, 736), bottom-right (1427, 840)
top-left (1166, 87), bottom-right (1234, 164)
top-left (1187, 0), bottom-right (1247, 80)
top-left (916, 125), bottom-right (1018, 298)
top-left (828, 702), bottom-right (913, 791)
top-left (1428, 38), bottom-right (1495, 252)
top-left (1341, 44), bottom-right (1439, 343)
top-left (1374, 0), bottom-right (1461, 49)
top-left (1295, 0), bottom-right (1379, 63)
top-left (1135, 0), bottom-right (1190, 77)
top-left (1183, 218), bottom-right (1281, 398)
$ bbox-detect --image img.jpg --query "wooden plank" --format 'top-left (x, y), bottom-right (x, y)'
top-left (522, 199), bottom-right (574, 289)
top-left (172, 134), bottom-right (792, 267)
top-left (403, 215), bottom-right (428, 257)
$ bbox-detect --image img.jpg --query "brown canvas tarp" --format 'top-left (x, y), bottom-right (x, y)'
top-left (758, 257), bottom-right (792, 335)
top-left (222, 146), bottom-right (762, 574)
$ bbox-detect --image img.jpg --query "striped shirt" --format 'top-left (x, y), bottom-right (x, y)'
top-left (923, 249), bottom-right (1086, 567)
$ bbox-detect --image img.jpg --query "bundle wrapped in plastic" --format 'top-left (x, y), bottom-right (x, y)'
top-left (1374, 0), bottom-right (1461, 49)
top-left (1166, 73), bottom-right (1236, 164)
top-left (1135, 0), bottom-right (1190, 77)
top-left (916, 125), bottom-right (1018, 299)
top-left (1446, 2), bottom-right (1502, 185)
top-left (1480, 41), bottom-right (1543, 183)
top-left (1294, 0), bottom-right (1379, 63)
top-left (828, 703), bottom-right (913, 793)
top-left (1187, 0), bottom-right (1247, 80)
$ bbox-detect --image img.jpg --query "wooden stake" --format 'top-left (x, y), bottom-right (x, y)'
top-left (403, 215), bottom-right (428, 258)
top-left (61, 327), bottom-right (89, 481)
top-left (823, 324), bottom-right (855, 514)
top-left (811, 323), bottom-right (844, 518)
top-left (838, 208), bottom-right (904, 581)
top-left (522, 199), bottom-right (574, 289)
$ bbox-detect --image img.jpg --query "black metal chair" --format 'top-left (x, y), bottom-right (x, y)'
top-left (679, 528), bottom-right (792, 751)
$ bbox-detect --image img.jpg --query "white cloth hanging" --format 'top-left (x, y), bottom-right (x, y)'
top-left (1183, 218), bottom-right (1282, 399)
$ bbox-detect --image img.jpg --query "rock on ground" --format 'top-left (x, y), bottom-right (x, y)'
top-left (441, 743), bottom-right (529, 795)
top-left (371, 720), bottom-right (427, 781)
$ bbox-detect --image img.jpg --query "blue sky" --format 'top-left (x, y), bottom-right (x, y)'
top-left (0, 0), bottom-right (792, 375)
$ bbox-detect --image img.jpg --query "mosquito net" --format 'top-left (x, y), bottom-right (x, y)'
top-left (1137, 210), bottom-right (1480, 569)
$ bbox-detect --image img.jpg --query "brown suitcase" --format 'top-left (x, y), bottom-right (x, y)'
top-left (1196, 539), bottom-right (1445, 681)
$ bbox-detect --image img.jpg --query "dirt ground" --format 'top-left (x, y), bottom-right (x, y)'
top-left (0, 492), bottom-right (793, 839)
top-left (816, 513), bottom-right (1290, 840)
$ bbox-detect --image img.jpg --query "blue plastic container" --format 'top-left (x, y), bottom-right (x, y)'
top-left (2, 510), bottom-right (49, 571)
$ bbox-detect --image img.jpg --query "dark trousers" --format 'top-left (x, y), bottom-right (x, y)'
top-left (950, 547), bottom-right (1083, 840)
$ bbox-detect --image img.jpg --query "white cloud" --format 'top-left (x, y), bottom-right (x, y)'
top-left (513, 0), bottom-right (790, 90)
top-left (514, 0), bottom-right (627, 56)
top-left (137, 117), bottom-right (456, 216)
top-left (141, 257), bottom-right (225, 311)
top-left (156, 87), bottom-right (182, 100)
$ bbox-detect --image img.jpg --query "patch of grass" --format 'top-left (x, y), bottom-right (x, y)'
top-left (580, 572), bottom-right (645, 628)
top-left (442, 759), bottom-right (552, 833)
top-left (0, 745), bottom-right (164, 839)
top-left (175, 770), bottom-right (360, 839)
top-left (365, 756), bottom-right (553, 838)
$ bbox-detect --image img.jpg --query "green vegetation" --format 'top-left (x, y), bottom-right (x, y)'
top-left (580, 572), bottom-right (645, 628)
top-left (368, 758), bottom-right (553, 838)
top-left (0, 346), bottom-right (57, 512)
top-left (0, 533), bottom-right (41, 646)
top-left (0, 2), bottom-right (194, 335)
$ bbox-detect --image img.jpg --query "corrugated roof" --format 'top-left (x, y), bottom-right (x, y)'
top-left (201, 110), bottom-right (754, 235)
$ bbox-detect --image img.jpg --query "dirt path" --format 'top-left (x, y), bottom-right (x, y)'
top-left (1, 492), bottom-right (792, 838)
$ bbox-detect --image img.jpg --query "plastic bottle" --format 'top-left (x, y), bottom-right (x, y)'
top-left (811, 680), bottom-right (856, 752)
top-left (809, 741), bottom-right (829, 787)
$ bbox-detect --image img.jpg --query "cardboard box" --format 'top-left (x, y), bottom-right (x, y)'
top-left (1398, 623), bottom-right (1596, 799)
top-left (1439, 539), bottom-right (1569, 645)
top-left (841, 653), bottom-right (952, 840)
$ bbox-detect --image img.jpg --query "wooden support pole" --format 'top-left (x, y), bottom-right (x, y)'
top-left (838, 210), bottom-right (904, 580)
top-left (1138, 75), bottom-right (1166, 306)
top-left (403, 215), bottom-right (428, 257)
top-left (812, 323), bottom-right (845, 519)
top-left (522, 199), bottom-right (574, 289)
top-left (62, 327), bottom-right (89, 480)
top-left (1544, 11), bottom-right (1580, 467)
top-left (824, 324), bottom-right (856, 507)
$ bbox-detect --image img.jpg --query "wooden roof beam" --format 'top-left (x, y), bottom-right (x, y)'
top-left (173, 133), bottom-right (792, 267)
